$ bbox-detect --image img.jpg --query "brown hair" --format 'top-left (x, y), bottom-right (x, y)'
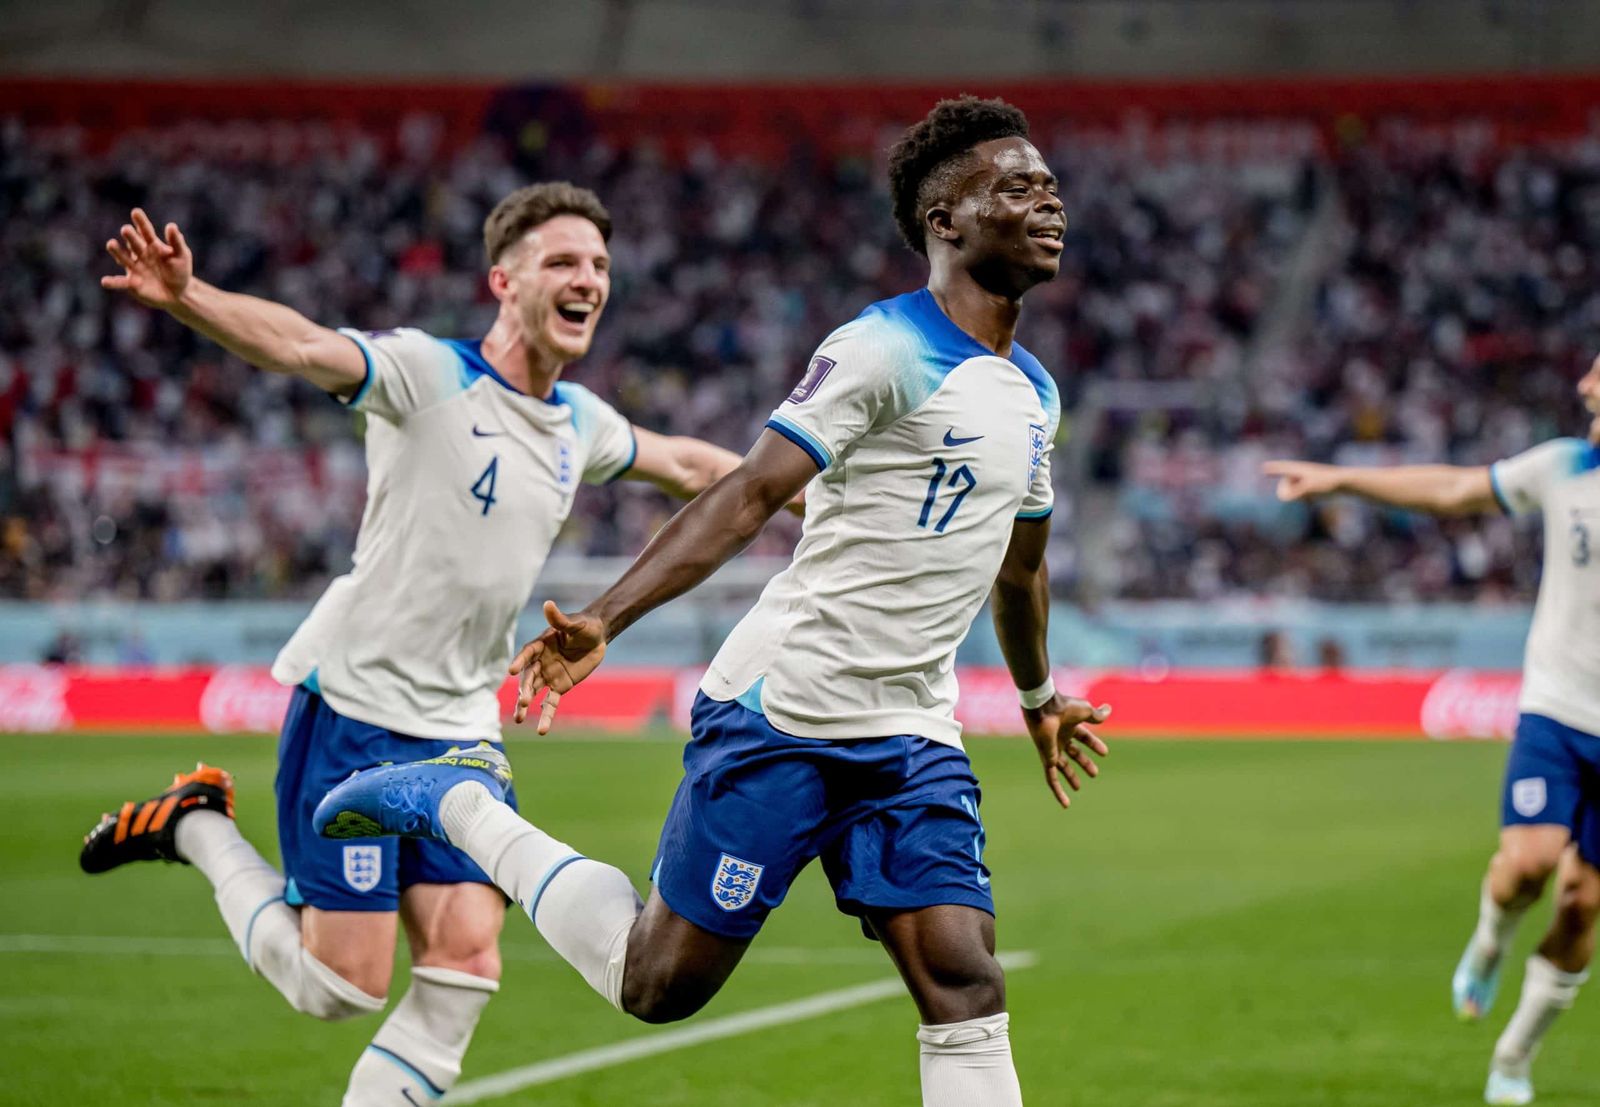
top-left (482, 182), bottom-right (612, 265)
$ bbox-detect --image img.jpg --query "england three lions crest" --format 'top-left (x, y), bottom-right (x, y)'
top-left (710, 853), bottom-right (764, 912)
top-left (1027, 423), bottom-right (1048, 482)
top-left (343, 845), bottom-right (383, 893)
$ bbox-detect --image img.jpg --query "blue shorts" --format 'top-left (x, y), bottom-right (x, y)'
top-left (651, 693), bottom-right (994, 940)
top-left (276, 686), bottom-right (519, 912)
top-left (1502, 713), bottom-right (1600, 867)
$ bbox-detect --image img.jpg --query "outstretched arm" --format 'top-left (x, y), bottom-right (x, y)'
top-left (103, 208), bottom-right (365, 396)
top-left (991, 517), bottom-right (1110, 808)
top-left (510, 429), bottom-right (817, 724)
top-left (1263, 460), bottom-right (1497, 516)
top-left (624, 427), bottom-right (807, 513)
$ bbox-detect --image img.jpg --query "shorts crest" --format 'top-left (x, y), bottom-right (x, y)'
top-left (342, 844), bottom-right (383, 892)
top-left (1512, 777), bottom-right (1547, 818)
top-left (710, 852), bottom-right (764, 912)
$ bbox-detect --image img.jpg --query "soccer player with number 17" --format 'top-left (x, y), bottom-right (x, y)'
top-left (317, 97), bottom-right (1112, 1107)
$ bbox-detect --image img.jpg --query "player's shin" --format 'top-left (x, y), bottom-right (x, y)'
top-left (440, 782), bottom-right (642, 1010)
top-left (342, 967), bottom-right (498, 1106)
top-left (917, 1012), bottom-right (1024, 1107)
top-left (1492, 955), bottom-right (1588, 1077)
top-left (1473, 877), bottom-right (1530, 971)
top-left (176, 811), bottom-right (384, 1020)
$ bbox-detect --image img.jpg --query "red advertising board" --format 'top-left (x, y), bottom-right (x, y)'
top-left (0, 665), bottom-right (1521, 740)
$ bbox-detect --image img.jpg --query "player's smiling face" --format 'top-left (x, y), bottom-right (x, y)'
top-left (947, 136), bottom-right (1065, 295)
top-left (1580, 353), bottom-right (1600, 444)
top-left (494, 214), bottom-right (611, 365)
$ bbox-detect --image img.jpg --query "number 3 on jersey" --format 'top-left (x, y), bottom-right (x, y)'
top-left (470, 456), bottom-right (499, 516)
top-left (917, 458), bottom-right (977, 533)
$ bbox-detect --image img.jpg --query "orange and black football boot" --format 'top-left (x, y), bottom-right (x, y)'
top-left (79, 763), bottom-right (235, 874)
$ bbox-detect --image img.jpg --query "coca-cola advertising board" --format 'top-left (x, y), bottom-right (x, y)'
top-left (0, 666), bottom-right (1523, 739)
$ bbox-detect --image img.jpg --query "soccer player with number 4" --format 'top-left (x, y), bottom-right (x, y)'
top-left (1265, 354), bottom-right (1600, 1106)
top-left (316, 96), bottom-right (1111, 1107)
top-left (78, 186), bottom-right (757, 1105)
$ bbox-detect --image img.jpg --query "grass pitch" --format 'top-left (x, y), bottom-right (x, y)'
top-left (3, 732), bottom-right (1597, 1106)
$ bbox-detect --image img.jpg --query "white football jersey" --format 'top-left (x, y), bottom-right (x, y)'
top-left (701, 288), bottom-right (1061, 747)
top-left (271, 328), bottom-right (636, 739)
top-left (1491, 437), bottom-right (1600, 735)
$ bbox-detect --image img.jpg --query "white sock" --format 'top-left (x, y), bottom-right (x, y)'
top-left (1492, 955), bottom-right (1588, 1077)
top-left (1470, 880), bottom-right (1528, 974)
top-left (175, 811), bottom-right (384, 1020)
top-left (441, 782), bottom-right (642, 1010)
top-left (917, 1012), bottom-right (1023, 1107)
top-left (342, 966), bottom-right (498, 1106)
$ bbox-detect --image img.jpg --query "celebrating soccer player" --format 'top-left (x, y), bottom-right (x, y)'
top-left (79, 187), bottom-right (757, 1105)
top-left (316, 96), bottom-right (1110, 1107)
top-left (1264, 356), bottom-right (1600, 1106)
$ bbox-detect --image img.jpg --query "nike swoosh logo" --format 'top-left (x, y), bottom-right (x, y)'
top-left (943, 429), bottom-right (984, 446)
top-left (471, 425), bottom-right (506, 437)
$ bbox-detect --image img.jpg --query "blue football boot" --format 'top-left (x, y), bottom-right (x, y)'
top-left (313, 742), bottom-right (511, 842)
top-left (1453, 936), bottom-right (1502, 1021)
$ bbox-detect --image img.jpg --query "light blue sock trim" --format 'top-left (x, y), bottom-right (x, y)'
top-left (527, 853), bottom-right (586, 925)
top-left (366, 1045), bottom-right (445, 1099)
top-left (241, 894), bottom-right (286, 963)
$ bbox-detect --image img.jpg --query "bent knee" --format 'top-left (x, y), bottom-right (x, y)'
top-left (1555, 872), bottom-right (1600, 927)
top-left (415, 945), bottom-right (502, 982)
top-left (917, 954), bottom-right (1007, 1024)
top-left (621, 969), bottom-right (717, 1024)
top-left (1500, 843), bottom-right (1564, 887)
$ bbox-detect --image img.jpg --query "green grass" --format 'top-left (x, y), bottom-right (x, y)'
top-left (3, 733), bottom-right (1597, 1106)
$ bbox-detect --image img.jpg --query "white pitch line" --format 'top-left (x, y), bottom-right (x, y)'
top-left (444, 950), bottom-right (1039, 1106)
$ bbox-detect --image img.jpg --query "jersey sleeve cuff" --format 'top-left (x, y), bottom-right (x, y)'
top-left (1488, 462), bottom-right (1513, 515)
top-left (766, 415), bottom-right (831, 471)
top-left (1015, 506), bottom-right (1053, 521)
top-left (603, 427), bottom-right (640, 484)
top-left (335, 328), bottom-right (376, 409)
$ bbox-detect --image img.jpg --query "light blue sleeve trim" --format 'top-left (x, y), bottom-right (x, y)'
top-left (335, 328), bottom-right (376, 409)
top-left (1488, 462), bottom-right (1513, 515)
top-left (604, 428), bottom-right (639, 484)
top-left (766, 415), bottom-right (831, 470)
top-left (1015, 507), bottom-right (1054, 521)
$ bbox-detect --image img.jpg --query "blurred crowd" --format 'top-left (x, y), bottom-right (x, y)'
top-left (3, 109), bottom-right (1594, 605)
top-left (1097, 126), bottom-right (1600, 602)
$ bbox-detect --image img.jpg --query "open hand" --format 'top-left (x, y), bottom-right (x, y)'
top-left (1024, 696), bottom-right (1111, 809)
top-left (1262, 460), bottom-right (1340, 503)
top-left (101, 208), bottom-right (194, 311)
top-left (507, 601), bottom-right (608, 734)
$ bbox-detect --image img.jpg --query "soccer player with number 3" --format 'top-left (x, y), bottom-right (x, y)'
top-left (317, 97), bottom-right (1111, 1107)
top-left (77, 186), bottom-right (754, 1105)
top-left (1265, 355), bottom-right (1600, 1105)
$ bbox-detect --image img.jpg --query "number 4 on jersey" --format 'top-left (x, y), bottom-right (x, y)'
top-left (470, 456), bottom-right (499, 516)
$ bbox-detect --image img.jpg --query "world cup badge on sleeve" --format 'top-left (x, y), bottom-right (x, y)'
top-left (710, 853), bottom-right (764, 912)
top-left (343, 844), bottom-right (383, 892)
top-left (1027, 423), bottom-right (1047, 482)
top-left (787, 355), bottom-right (836, 404)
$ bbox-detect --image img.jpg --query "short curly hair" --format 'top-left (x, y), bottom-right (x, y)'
top-left (483, 182), bottom-right (612, 266)
top-left (888, 96), bottom-right (1031, 255)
